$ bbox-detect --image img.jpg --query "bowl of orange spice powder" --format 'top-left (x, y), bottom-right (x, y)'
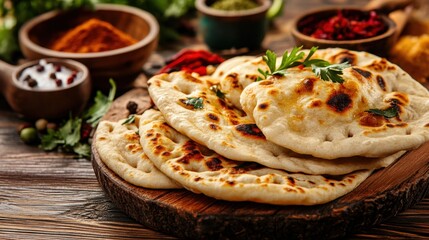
top-left (19, 4), bottom-right (159, 90)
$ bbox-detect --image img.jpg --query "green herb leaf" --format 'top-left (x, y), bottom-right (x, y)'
top-left (122, 114), bottom-right (136, 125)
top-left (258, 46), bottom-right (350, 83)
top-left (366, 107), bottom-right (399, 118)
top-left (84, 79), bottom-right (116, 127)
top-left (209, 85), bottom-right (225, 99)
top-left (311, 62), bottom-right (350, 83)
top-left (73, 143), bottom-right (91, 158)
top-left (40, 115), bottom-right (82, 151)
top-left (39, 79), bottom-right (117, 158)
top-left (185, 97), bottom-right (204, 109)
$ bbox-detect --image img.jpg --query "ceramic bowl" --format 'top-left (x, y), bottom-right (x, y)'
top-left (195, 0), bottom-right (271, 51)
top-left (291, 8), bottom-right (397, 57)
top-left (0, 58), bottom-right (91, 120)
top-left (19, 3), bottom-right (159, 90)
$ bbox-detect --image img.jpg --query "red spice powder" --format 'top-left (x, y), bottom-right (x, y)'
top-left (51, 18), bottom-right (137, 53)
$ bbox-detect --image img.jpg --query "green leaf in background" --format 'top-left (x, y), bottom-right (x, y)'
top-left (84, 79), bottom-right (116, 127)
top-left (40, 79), bottom-right (117, 158)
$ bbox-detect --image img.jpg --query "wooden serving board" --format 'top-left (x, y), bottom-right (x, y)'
top-left (91, 87), bottom-right (429, 239)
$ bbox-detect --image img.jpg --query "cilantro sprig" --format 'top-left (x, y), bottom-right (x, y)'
top-left (185, 97), bottom-right (204, 109)
top-left (366, 106), bottom-right (399, 118)
top-left (257, 46), bottom-right (350, 83)
top-left (39, 79), bottom-right (117, 157)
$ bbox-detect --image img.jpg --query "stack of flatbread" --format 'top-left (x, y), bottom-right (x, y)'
top-left (94, 48), bottom-right (429, 205)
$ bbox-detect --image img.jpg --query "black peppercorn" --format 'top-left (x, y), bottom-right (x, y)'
top-left (23, 75), bottom-right (32, 81)
top-left (50, 72), bottom-right (57, 79)
top-left (28, 78), bottom-right (38, 87)
top-left (126, 101), bottom-right (138, 114)
top-left (36, 65), bottom-right (44, 72)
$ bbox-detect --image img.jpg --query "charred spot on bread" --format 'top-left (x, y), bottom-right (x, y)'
top-left (235, 124), bottom-right (266, 139)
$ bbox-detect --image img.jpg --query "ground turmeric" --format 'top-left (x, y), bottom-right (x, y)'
top-left (51, 18), bottom-right (137, 53)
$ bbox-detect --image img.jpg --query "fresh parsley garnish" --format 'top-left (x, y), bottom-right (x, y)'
top-left (185, 97), bottom-right (204, 109)
top-left (39, 79), bottom-right (117, 158)
top-left (209, 85), bottom-right (225, 99)
top-left (83, 79), bottom-right (117, 127)
top-left (122, 114), bottom-right (136, 125)
top-left (366, 106), bottom-right (399, 118)
top-left (257, 46), bottom-right (350, 83)
top-left (41, 115), bottom-right (89, 157)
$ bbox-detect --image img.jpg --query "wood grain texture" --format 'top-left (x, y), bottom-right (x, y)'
top-left (91, 89), bottom-right (429, 240)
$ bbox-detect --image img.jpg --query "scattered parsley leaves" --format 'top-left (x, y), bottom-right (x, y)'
top-left (83, 79), bottom-right (116, 127)
top-left (209, 85), bottom-right (225, 99)
top-left (258, 46), bottom-right (350, 83)
top-left (366, 106), bottom-right (399, 118)
top-left (185, 97), bottom-right (204, 109)
top-left (122, 114), bottom-right (136, 125)
top-left (39, 79), bottom-right (117, 158)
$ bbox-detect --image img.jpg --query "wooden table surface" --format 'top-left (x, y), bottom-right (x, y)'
top-left (1, 0), bottom-right (429, 239)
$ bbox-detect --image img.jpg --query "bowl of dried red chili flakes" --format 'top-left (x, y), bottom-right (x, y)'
top-left (290, 8), bottom-right (396, 57)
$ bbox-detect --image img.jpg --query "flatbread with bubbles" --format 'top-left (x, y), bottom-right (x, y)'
top-left (147, 71), bottom-right (403, 175)
top-left (95, 118), bottom-right (181, 189)
top-left (139, 109), bottom-right (372, 206)
top-left (240, 48), bottom-right (429, 159)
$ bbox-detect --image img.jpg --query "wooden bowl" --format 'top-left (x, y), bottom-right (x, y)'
top-left (19, 4), bottom-right (159, 90)
top-left (291, 8), bottom-right (397, 57)
top-left (0, 58), bottom-right (91, 120)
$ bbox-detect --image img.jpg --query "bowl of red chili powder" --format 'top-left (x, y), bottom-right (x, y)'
top-left (19, 4), bottom-right (159, 91)
top-left (291, 8), bottom-right (397, 57)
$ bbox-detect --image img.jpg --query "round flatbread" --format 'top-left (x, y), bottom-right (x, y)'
top-left (139, 109), bottom-right (372, 206)
top-left (213, 56), bottom-right (265, 109)
top-left (94, 118), bottom-right (181, 189)
top-left (240, 48), bottom-right (429, 159)
top-left (147, 71), bottom-right (403, 174)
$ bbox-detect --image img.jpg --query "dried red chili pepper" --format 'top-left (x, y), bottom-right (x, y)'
top-left (158, 49), bottom-right (224, 75)
top-left (299, 10), bottom-right (387, 41)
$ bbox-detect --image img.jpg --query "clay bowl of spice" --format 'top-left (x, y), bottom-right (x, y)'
top-left (195, 0), bottom-right (271, 51)
top-left (290, 7), bottom-right (398, 57)
top-left (18, 3), bottom-right (159, 90)
top-left (0, 58), bottom-right (91, 120)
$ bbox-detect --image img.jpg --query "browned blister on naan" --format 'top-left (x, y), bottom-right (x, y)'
top-left (139, 109), bottom-right (372, 205)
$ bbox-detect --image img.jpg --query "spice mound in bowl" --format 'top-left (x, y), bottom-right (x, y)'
top-left (3, 58), bottom-right (91, 120)
top-left (19, 4), bottom-right (159, 90)
top-left (291, 8), bottom-right (396, 57)
top-left (50, 18), bottom-right (137, 53)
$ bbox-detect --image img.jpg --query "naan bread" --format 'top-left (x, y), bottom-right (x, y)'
top-left (241, 48), bottom-right (429, 159)
top-left (139, 109), bottom-right (372, 205)
top-left (94, 118), bottom-right (181, 189)
top-left (212, 56), bottom-right (265, 109)
top-left (147, 71), bottom-right (403, 174)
